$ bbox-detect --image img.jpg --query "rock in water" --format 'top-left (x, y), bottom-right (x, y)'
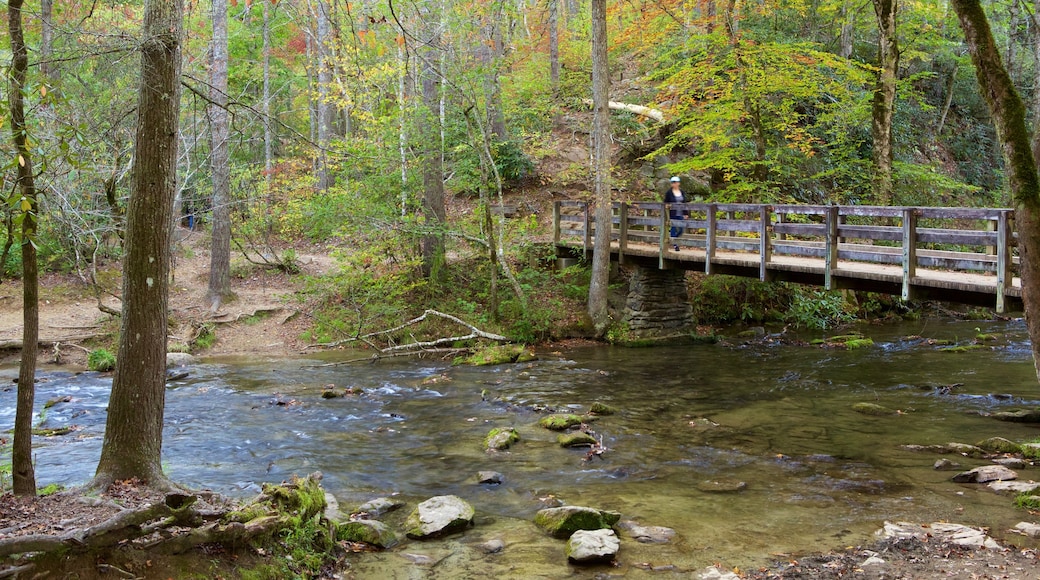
top-left (485, 427), bottom-right (520, 451)
top-left (166, 352), bottom-right (195, 367)
top-left (534, 505), bottom-right (621, 538)
top-left (336, 519), bottom-right (399, 548)
top-left (566, 529), bottom-right (619, 564)
top-left (558, 432), bottom-right (597, 447)
top-left (616, 520), bottom-right (676, 543)
top-left (951, 465), bottom-right (1017, 483)
top-left (354, 497), bottom-right (404, 518)
top-left (1012, 522), bottom-right (1040, 538)
top-left (991, 409), bottom-right (1040, 423)
top-left (852, 402), bottom-right (897, 416)
top-left (975, 436), bottom-right (1021, 454)
top-left (405, 495), bottom-right (475, 539)
top-left (477, 471), bottom-right (504, 484)
top-left (539, 414), bottom-right (585, 431)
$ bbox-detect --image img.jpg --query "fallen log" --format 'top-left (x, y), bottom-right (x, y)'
top-left (0, 333), bottom-right (101, 351)
top-left (582, 99), bottom-right (665, 122)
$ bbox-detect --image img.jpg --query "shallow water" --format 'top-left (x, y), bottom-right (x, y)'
top-left (3, 318), bottom-right (1039, 577)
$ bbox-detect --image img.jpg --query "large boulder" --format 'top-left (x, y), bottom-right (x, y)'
top-left (951, 465), bottom-right (1017, 483)
top-left (991, 409), bottom-right (1040, 423)
top-left (405, 495), bottom-right (475, 539)
top-left (976, 437), bottom-right (1021, 454)
top-left (336, 519), bottom-right (399, 548)
top-left (534, 505), bottom-right (621, 538)
top-left (166, 352), bottom-right (195, 367)
top-left (566, 529), bottom-right (620, 564)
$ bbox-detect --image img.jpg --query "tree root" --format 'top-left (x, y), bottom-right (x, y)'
top-left (0, 473), bottom-right (327, 564)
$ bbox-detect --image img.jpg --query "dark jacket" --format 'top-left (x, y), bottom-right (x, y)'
top-left (664, 189), bottom-right (687, 220)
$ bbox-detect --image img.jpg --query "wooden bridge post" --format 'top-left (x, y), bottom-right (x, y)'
top-left (659, 203), bottom-right (670, 269)
top-left (705, 203), bottom-right (717, 275)
top-left (902, 208), bottom-right (918, 301)
top-left (583, 202), bottom-right (591, 260)
top-left (618, 202), bottom-right (629, 266)
top-left (825, 206), bottom-right (839, 290)
top-left (996, 210), bottom-right (1011, 313)
top-left (552, 201), bottom-right (561, 244)
top-left (759, 206), bottom-right (772, 281)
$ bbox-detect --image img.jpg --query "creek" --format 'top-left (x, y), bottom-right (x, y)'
top-left (2, 318), bottom-right (1039, 578)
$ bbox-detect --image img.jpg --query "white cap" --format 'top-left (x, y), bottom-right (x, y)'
top-left (670, 176), bottom-right (681, 182)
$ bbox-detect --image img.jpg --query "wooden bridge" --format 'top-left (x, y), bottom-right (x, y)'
top-left (553, 201), bottom-right (1021, 313)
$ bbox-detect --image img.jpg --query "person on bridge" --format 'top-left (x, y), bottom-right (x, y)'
top-left (664, 176), bottom-right (688, 251)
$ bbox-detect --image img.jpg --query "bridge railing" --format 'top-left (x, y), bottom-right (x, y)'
top-left (553, 201), bottom-right (1016, 312)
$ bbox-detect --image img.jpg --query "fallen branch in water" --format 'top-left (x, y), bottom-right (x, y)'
top-left (308, 309), bottom-right (509, 355)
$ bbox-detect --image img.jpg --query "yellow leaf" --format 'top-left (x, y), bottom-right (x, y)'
top-left (17, 155), bottom-right (25, 167)
top-left (40, 85), bottom-right (47, 97)
top-left (20, 198), bottom-right (31, 211)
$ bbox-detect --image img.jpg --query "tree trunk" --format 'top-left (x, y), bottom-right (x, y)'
top-left (263, 0), bottom-right (274, 192)
top-left (549, 0), bottom-right (560, 95)
top-left (398, 36), bottom-right (409, 216)
top-left (8, 0), bottom-right (38, 497)
top-left (315, 0), bottom-right (335, 191)
top-left (208, 0), bottom-right (232, 310)
top-left (588, 0), bottom-right (612, 335)
top-left (839, 0), bottom-right (855, 59)
top-left (935, 64), bottom-right (957, 137)
top-left (94, 0), bottom-right (184, 488)
top-left (421, 13), bottom-right (446, 281)
top-left (871, 0), bottom-right (898, 204)
top-left (40, 0), bottom-right (57, 85)
top-left (951, 0), bottom-right (1040, 383)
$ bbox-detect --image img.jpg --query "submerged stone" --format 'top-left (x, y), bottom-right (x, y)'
top-left (852, 402), bottom-right (898, 416)
top-left (696, 480), bottom-right (747, 493)
top-left (616, 520), bottom-right (676, 544)
top-left (405, 495), bottom-right (475, 539)
top-left (558, 432), bottom-right (597, 448)
top-left (933, 459), bottom-right (960, 471)
top-left (539, 414), bottom-right (585, 431)
top-left (485, 427), bottom-right (520, 451)
top-left (991, 409), bottom-right (1040, 423)
top-left (566, 529), bottom-right (619, 564)
top-left (336, 519), bottom-right (399, 548)
top-left (589, 402), bottom-right (617, 416)
top-left (534, 505), bottom-right (621, 538)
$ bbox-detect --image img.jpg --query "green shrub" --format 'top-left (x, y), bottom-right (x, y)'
top-left (87, 348), bottom-right (116, 372)
top-left (788, 290), bottom-right (855, 329)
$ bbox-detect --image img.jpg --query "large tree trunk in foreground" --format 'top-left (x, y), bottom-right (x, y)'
top-left (9, 0), bottom-right (38, 497)
top-left (94, 0), bottom-right (185, 487)
top-left (208, 0), bottom-right (232, 310)
top-left (952, 0), bottom-right (1040, 383)
top-left (588, 0), bottom-right (611, 335)
top-left (871, 0), bottom-right (898, 204)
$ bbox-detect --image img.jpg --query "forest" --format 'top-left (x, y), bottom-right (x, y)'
top-left (5, 0), bottom-right (1040, 577)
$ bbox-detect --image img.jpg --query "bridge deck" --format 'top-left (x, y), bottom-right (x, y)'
top-left (554, 201), bottom-right (1022, 312)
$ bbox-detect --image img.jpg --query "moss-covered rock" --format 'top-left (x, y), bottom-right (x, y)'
top-left (485, 427), bottom-right (520, 451)
top-left (336, 519), bottom-right (399, 548)
top-left (539, 414), bottom-right (585, 431)
top-left (558, 432), bottom-right (597, 447)
top-left (589, 402), bottom-right (617, 416)
top-left (852, 402), bottom-right (898, 416)
top-left (533, 506), bottom-right (622, 539)
top-left (939, 344), bottom-right (986, 353)
top-left (976, 437), bottom-right (1022, 454)
top-left (457, 344), bottom-right (537, 366)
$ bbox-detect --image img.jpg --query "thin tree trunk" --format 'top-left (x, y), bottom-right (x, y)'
top-left (549, 0), bottom-right (560, 95)
top-left (263, 0), bottom-right (273, 192)
top-left (315, 0), bottom-right (334, 191)
top-left (588, 0), bottom-right (611, 335)
top-left (871, 0), bottom-right (898, 204)
top-left (1031, 0), bottom-right (1040, 136)
top-left (208, 0), bottom-right (232, 310)
top-left (935, 64), bottom-right (957, 136)
top-left (421, 11), bottom-right (446, 281)
top-left (398, 37), bottom-right (409, 216)
top-left (94, 0), bottom-right (184, 488)
top-left (8, 0), bottom-right (38, 497)
top-left (951, 0), bottom-right (1040, 383)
